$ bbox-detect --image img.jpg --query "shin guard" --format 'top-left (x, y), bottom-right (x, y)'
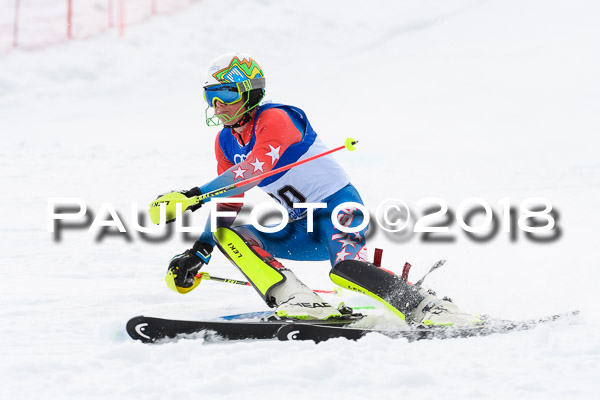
top-left (330, 260), bottom-right (423, 320)
top-left (214, 227), bottom-right (286, 307)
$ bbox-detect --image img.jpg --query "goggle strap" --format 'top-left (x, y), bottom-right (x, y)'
top-left (237, 77), bottom-right (266, 93)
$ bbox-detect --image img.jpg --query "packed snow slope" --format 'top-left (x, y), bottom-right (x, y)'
top-left (1, 0), bottom-right (599, 399)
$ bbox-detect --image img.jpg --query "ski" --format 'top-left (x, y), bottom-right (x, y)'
top-left (127, 310), bottom-right (579, 344)
top-left (126, 314), bottom-right (363, 343)
top-left (219, 310), bottom-right (274, 321)
top-left (277, 310), bottom-right (580, 343)
top-left (219, 306), bottom-right (377, 321)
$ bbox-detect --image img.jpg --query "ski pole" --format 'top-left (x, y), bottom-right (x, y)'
top-left (199, 137), bottom-right (359, 201)
top-left (196, 272), bottom-right (340, 294)
top-left (197, 272), bottom-right (250, 286)
top-left (149, 137), bottom-right (358, 224)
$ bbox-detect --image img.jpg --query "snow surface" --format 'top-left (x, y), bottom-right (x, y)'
top-left (1, 0), bottom-right (599, 398)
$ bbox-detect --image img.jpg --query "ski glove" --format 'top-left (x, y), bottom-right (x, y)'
top-left (168, 241), bottom-right (213, 288)
top-left (178, 187), bottom-right (204, 212)
top-left (153, 187), bottom-right (204, 219)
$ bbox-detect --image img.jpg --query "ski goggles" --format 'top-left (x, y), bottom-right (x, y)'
top-left (203, 77), bottom-right (266, 108)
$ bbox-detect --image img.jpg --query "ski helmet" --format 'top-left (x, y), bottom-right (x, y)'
top-left (203, 53), bottom-right (266, 127)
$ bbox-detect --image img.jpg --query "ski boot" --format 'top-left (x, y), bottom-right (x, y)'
top-left (270, 270), bottom-right (342, 320)
top-left (331, 259), bottom-right (480, 327)
top-left (407, 288), bottom-right (481, 327)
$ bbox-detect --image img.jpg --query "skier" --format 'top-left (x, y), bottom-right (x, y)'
top-left (162, 53), bottom-right (478, 327)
